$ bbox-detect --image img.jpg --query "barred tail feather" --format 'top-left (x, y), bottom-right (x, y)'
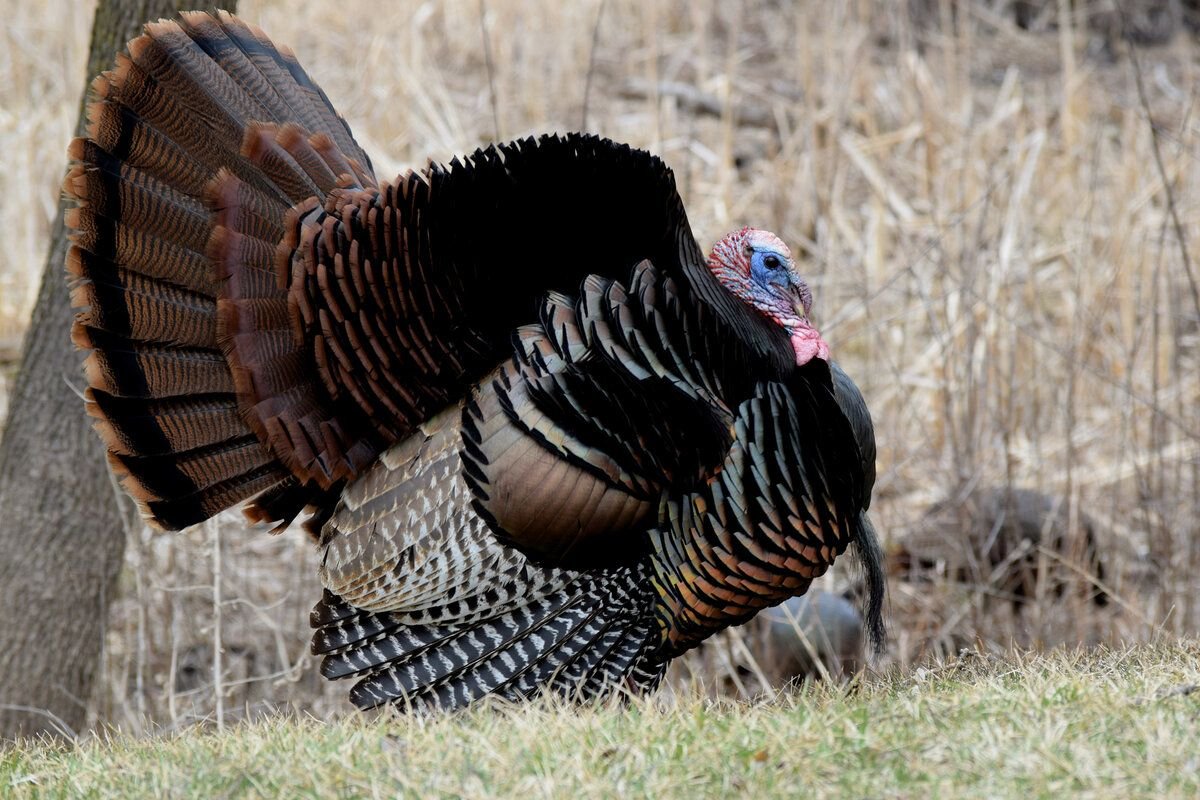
top-left (64, 11), bottom-right (375, 530)
top-left (310, 570), bottom-right (663, 712)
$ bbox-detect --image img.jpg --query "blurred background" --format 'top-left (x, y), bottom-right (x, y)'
top-left (1, 0), bottom-right (1197, 731)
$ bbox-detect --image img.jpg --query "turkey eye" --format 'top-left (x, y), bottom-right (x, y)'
top-left (764, 254), bottom-right (782, 270)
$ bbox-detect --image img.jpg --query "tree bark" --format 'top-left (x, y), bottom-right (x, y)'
top-left (0, 0), bottom-right (236, 741)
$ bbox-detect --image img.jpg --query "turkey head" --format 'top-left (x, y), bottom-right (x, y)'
top-left (706, 227), bottom-right (829, 366)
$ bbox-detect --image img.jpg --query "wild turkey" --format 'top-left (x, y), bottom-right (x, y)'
top-left (719, 590), bottom-right (864, 692)
top-left (63, 11), bottom-right (884, 712)
top-left (895, 486), bottom-right (1109, 609)
top-left (759, 591), bottom-right (865, 681)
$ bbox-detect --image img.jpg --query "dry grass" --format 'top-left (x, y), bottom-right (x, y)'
top-left (5, 642), bottom-right (1200, 798)
top-left (0, 0), bottom-right (1197, 729)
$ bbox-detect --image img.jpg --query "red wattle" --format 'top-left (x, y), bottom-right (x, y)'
top-left (790, 326), bottom-right (830, 366)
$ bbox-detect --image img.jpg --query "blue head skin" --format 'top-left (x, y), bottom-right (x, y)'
top-left (750, 246), bottom-right (795, 296)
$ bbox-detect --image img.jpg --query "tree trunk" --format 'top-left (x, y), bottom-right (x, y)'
top-left (0, 0), bottom-right (236, 741)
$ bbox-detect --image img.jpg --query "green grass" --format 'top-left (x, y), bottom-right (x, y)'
top-left (4, 641), bottom-right (1198, 799)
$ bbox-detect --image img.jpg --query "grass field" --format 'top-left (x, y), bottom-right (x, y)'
top-left (3, 642), bottom-right (1199, 798)
top-left (0, 0), bottom-right (1198, 738)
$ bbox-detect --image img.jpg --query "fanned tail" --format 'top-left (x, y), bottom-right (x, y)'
top-left (64, 11), bottom-right (375, 530)
top-left (310, 568), bottom-right (664, 712)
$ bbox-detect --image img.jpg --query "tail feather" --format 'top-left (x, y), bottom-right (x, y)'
top-left (144, 464), bottom-right (291, 530)
top-left (65, 11), bottom-right (377, 530)
top-left (84, 101), bottom-right (214, 194)
top-left (204, 13), bottom-right (371, 173)
top-left (125, 30), bottom-right (279, 186)
top-left (98, 54), bottom-right (280, 202)
top-left (112, 435), bottom-right (274, 500)
top-left (272, 124), bottom-right (340, 192)
top-left (239, 124), bottom-right (323, 202)
top-left (307, 133), bottom-right (372, 188)
top-left (63, 147), bottom-right (210, 251)
top-left (73, 265), bottom-right (219, 349)
top-left (204, 169), bottom-right (288, 245)
top-left (88, 391), bottom-right (247, 456)
top-left (135, 21), bottom-right (278, 124)
top-left (79, 334), bottom-right (234, 398)
top-left (66, 208), bottom-right (214, 298)
top-left (178, 14), bottom-right (321, 135)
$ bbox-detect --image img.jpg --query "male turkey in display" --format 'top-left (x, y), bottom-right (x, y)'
top-left (64, 11), bottom-right (885, 712)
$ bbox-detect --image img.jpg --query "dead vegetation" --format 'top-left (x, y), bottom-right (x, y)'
top-left (0, 0), bottom-right (1197, 728)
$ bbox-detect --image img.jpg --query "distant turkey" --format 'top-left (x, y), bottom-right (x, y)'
top-left (759, 591), bottom-right (865, 681)
top-left (64, 11), bottom-right (884, 712)
top-left (896, 486), bottom-right (1108, 610)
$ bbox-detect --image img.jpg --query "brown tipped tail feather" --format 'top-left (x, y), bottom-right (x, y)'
top-left (64, 11), bottom-right (379, 530)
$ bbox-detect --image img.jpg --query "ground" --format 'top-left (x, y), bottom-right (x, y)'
top-left (4, 642), bottom-right (1199, 798)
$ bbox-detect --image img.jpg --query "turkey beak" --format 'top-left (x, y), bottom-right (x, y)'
top-left (788, 275), bottom-right (812, 321)
top-left (791, 290), bottom-right (809, 322)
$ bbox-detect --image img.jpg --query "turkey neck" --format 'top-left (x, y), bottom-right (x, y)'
top-left (674, 239), bottom-right (796, 378)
